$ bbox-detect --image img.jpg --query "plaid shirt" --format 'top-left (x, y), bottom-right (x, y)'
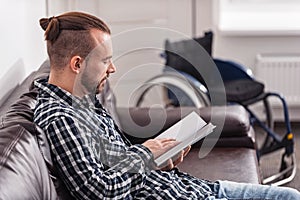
top-left (34, 79), bottom-right (216, 200)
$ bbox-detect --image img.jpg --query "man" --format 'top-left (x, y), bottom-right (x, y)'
top-left (34, 11), bottom-right (300, 199)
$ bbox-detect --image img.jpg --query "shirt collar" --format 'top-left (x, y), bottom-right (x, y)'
top-left (34, 78), bottom-right (100, 109)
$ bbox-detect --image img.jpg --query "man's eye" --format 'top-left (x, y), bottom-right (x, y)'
top-left (103, 59), bottom-right (112, 65)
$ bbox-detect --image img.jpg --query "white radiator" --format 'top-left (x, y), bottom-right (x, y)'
top-left (255, 54), bottom-right (300, 107)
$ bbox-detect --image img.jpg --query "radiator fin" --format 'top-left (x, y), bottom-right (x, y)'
top-left (255, 54), bottom-right (300, 107)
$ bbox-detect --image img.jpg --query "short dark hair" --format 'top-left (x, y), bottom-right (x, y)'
top-left (39, 11), bottom-right (111, 68)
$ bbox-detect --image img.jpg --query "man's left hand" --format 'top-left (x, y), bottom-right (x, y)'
top-left (158, 145), bottom-right (191, 171)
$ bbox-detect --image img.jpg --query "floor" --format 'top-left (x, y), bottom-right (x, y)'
top-left (254, 122), bottom-right (300, 190)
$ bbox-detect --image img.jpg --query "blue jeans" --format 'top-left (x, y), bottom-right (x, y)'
top-left (207, 180), bottom-right (300, 200)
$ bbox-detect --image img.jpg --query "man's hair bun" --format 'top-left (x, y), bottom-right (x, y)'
top-left (39, 16), bottom-right (60, 42)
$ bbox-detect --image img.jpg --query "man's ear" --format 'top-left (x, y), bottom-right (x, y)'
top-left (70, 56), bottom-right (82, 74)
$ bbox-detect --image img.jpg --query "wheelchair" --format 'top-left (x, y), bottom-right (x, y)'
top-left (133, 35), bottom-right (296, 186)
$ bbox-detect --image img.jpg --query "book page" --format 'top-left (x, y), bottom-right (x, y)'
top-left (154, 112), bottom-right (215, 168)
top-left (155, 111), bottom-right (207, 142)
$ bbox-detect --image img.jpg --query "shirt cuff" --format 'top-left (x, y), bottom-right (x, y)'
top-left (129, 144), bottom-right (154, 168)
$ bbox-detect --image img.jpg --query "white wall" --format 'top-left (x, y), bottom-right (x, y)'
top-left (196, 0), bottom-right (300, 121)
top-left (196, 0), bottom-right (300, 68)
top-left (0, 0), bottom-right (47, 100)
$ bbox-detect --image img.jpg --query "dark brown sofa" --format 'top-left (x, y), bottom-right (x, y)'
top-left (0, 60), bottom-right (261, 199)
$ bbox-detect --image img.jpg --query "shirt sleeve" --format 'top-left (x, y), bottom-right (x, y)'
top-left (46, 116), bottom-right (153, 199)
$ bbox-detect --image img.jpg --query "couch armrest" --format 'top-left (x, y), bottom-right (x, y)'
top-left (178, 147), bottom-right (261, 184)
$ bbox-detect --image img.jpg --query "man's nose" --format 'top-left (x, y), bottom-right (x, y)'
top-left (108, 63), bottom-right (116, 74)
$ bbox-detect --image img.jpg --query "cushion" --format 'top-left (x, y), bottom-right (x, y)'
top-left (0, 125), bottom-right (58, 200)
top-left (224, 79), bottom-right (265, 103)
top-left (0, 89), bottom-right (73, 199)
top-left (0, 89), bottom-right (38, 132)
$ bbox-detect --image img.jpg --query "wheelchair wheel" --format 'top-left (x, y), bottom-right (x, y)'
top-left (132, 72), bottom-right (211, 108)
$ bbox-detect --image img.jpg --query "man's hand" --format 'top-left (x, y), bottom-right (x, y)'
top-left (173, 145), bottom-right (191, 166)
top-left (142, 138), bottom-right (179, 159)
top-left (142, 139), bottom-right (191, 170)
top-left (160, 145), bottom-right (191, 170)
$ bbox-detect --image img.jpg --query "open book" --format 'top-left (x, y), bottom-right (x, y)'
top-left (154, 111), bottom-right (216, 168)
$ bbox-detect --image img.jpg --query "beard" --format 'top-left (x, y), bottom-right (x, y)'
top-left (81, 70), bottom-right (102, 95)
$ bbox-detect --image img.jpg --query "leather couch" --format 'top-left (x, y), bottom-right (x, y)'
top-left (0, 60), bottom-right (261, 199)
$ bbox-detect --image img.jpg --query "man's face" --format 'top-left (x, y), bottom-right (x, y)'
top-left (80, 31), bottom-right (116, 95)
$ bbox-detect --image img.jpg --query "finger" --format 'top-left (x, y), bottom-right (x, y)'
top-left (161, 159), bottom-right (174, 170)
top-left (158, 138), bottom-right (176, 143)
top-left (173, 151), bottom-right (184, 166)
top-left (173, 156), bottom-right (183, 167)
top-left (183, 145), bottom-right (191, 157)
top-left (163, 140), bottom-right (180, 149)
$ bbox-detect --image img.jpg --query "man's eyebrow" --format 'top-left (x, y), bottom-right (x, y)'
top-left (101, 56), bottom-right (112, 61)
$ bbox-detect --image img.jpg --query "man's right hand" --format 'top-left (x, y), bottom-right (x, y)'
top-left (142, 138), bottom-right (181, 170)
top-left (142, 138), bottom-right (179, 159)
